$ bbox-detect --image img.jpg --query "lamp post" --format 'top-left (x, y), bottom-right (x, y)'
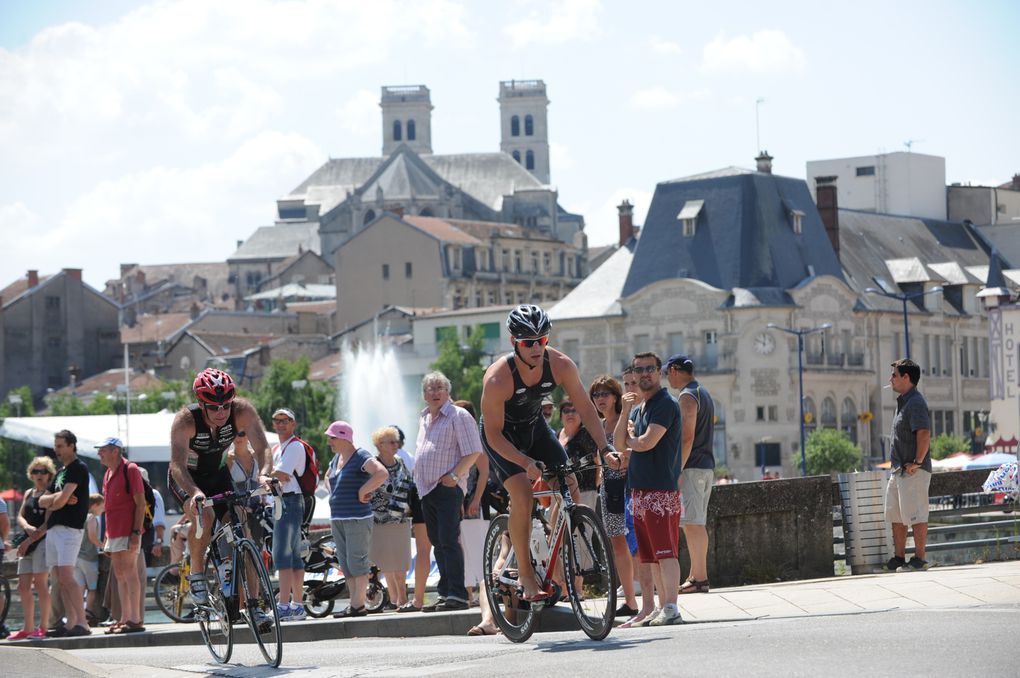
top-left (767, 322), bottom-right (832, 476)
top-left (864, 286), bottom-right (943, 360)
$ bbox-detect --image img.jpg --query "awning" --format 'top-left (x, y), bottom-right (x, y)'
top-left (0, 412), bottom-right (278, 464)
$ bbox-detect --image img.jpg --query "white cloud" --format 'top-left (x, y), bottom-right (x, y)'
top-left (649, 36), bottom-right (683, 56)
top-left (550, 142), bottom-right (574, 172)
top-left (701, 30), bottom-right (806, 74)
top-left (336, 89), bottom-right (381, 137)
top-left (583, 187), bottom-right (653, 248)
top-left (505, 0), bottom-right (603, 49)
top-left (630, 86), bottom-right (712, 111)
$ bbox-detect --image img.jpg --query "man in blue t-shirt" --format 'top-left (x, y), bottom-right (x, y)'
top-left (608, 352), bottom-right (683, 626)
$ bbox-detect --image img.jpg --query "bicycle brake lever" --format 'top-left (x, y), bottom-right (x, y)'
top-left (194, 497), bottom-right (205, 539)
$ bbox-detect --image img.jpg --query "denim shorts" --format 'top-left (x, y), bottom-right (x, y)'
top-left (272, 494), bottom-right (305, 570)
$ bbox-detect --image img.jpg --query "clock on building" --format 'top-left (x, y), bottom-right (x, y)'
top-left (753, 332), bottom-right (776, 355)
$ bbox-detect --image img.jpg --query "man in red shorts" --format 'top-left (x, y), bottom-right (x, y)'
top-left (608, 352), bottom-right (682, 626)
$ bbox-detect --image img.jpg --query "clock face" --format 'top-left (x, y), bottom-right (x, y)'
top-left (754, 332), bottom-right (776, 355)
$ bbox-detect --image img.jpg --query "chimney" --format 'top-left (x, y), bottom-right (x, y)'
top-left (237, 240), bottom-right (244, 249)
top-left (815, 175), bottom-right (840, 260)
top-left (62, 268), bottom-right (82, 282)
top-left (27, 270), bottom-right (39, 288)
top-left (617, 200), bottom-right (635, 246)
top-left (120, 263), bottom-right (137, 278)
top-left (1012, 174), bottom-right (1020, 191)
top-left (755, 151), bottom-right (773, 174)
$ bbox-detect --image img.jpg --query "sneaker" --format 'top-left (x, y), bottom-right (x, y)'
top-left (288, 605), bottom-right (306, 621)
top-left (187, 573), bottom-right (210, 605)
top-left (648, 605), bottom-right (683, 626)
top-left (28, 627), bottom-right (47, 640)
top-left (7, 629), bottom-right (31, 641)
top-left (897, 557), bottom-right (930, 572)
top-left (276, 603), bottom-right (293, 621)
top-left (882, 556), bottom-right (906, 572)
top-left (638, 608), bottom-right (662, 627)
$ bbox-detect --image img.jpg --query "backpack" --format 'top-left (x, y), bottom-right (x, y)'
top-left (291, 436), bottom-right (320, 497)
top-left (122, 462), bottom-right (156, 531)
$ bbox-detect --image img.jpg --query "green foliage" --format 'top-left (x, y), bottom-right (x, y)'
top-left (0, 386), bottom-right (37, 491)
top-left (45, 379), bottom-right (190, 416)
top-left (0, 386), bottom-right (36, 418)
top-left (714, 464), bottom-right (731, 479)
top-left (804, 428), bottom-right (862, 475)
top-left (248, 357), bottom-right (336, 466)
top-left (930, 433), bottom-right (970, 461)
top-left (429, 327), bottom-right (486, 411)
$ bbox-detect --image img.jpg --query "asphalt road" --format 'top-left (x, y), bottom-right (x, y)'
top-left (49, 604), bottom-right (1019, 678)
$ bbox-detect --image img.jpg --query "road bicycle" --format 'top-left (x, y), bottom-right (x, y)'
top-left (153, 532), bottom-right (196, 623)
top-left (483, 455), bottom-right (617, 642)
top-left (193, 481), bottom-right (284, 667)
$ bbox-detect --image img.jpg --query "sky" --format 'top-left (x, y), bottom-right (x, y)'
top-left (1, 0), bottom-right (1018, 290)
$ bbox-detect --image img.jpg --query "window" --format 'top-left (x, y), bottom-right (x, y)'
top-left (502, 249), bottom-right (511, 271)
top-left (419, 207), bottom-right (434, 217)
top-left (525, 150), bottom-right (535, 170)
top-left (804, 397), bottom-right (817, 430)
top-left (514, 251), bottom-right (522, 273)
top-left (821, 397), bottom-right (837, 427)
top-left (542, 251), bottom-right (551, 273)
top-left (755, 442), bottom-right (781, 467)
top-left (512, 150), bottom-right (521, 163)
top-left (405, 262), bottom-right (413, 278)
top-left (668, 332), bottom-right (684, 355)
top-left (704, 330), bottom-right (717, 345)
top-left (435, 326), bottom-right (457, 344)
top-left (382, 264), bottom-right (389, 280)
top-left (407, 119), bottom-right (416, 141)
top-left (511, 115), bottom-right (520, 137)
top-left (790, 209), bottom-right (804, 234)
top-left (856, 166), bottom-right (875, 176)
top-left (524, 114), bottom-right (534, 136)
top-left (768, 405), bottom-right (778, 422)
top-left (530, 251), bottom-right (539, 273)
top-left (363, 209), bottom-right (376, 224)
top-left (756, 406), bottom-right (766, 422)
top-left (563, 339), bottom-right (580, 365)
top-left (45, 295), bottom-right (60, 310)
top-left (677, 199), bottom-right (704, 237)
top-left (393, 120), bottom-right (402, 141)
top-left (634, 333), bottom-right (651, 354)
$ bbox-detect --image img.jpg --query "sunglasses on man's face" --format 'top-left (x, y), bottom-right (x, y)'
top-left (204, 402), bottom-right (232, 412)
top-left (632, 365), bottom-right (659, 374)
top-left (272, 418), bottom-right (292, 424)
top-left (516, 336), bottom-right (549, 348)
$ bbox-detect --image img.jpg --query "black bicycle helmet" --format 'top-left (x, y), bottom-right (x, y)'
top-left (506, 304), bottom-right (551, 338)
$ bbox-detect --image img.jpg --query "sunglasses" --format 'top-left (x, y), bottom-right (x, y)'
top-left (632, 365), bottom-right (659, 374)
top-left (516, 336), bottom-right (549, 348)
top-left (560, 407), bottom-right (577, 415)
top-left (591, 391), bottom-right (613, 398)
top-left (204, 402), bottom-right (232, 412)
top-left (31, 469), bottom-right (50, 475)
top-left (271, 418), bottom-right (292, 424)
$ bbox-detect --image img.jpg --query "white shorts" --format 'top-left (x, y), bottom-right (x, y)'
top-left (885, 470), bottom-right (931, 525)
top-left (74, 558), bottom-right (99, 590)
top-left (45, 525), bottom-right (84, 568)
top-left (680, 468), bottom-right (714, 526)
top-left (17, 542), bottom-right (47, 574)
top-left (105, 536), bottom-right (133, 553)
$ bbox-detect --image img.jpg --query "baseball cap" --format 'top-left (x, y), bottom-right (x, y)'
top-left (324, 420), bottom-right (354, 441)
top-left (541, 397), bottom-right (554, 407)
top-left (664, 354), bottom-right (694, 373)
top-left (272, 408), bottom-right (296, 420)
top-left (94, 436), bottom-right (125, 449)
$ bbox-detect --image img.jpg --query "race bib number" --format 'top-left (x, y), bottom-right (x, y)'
top-left (187, 452), bottom-right (200, 470)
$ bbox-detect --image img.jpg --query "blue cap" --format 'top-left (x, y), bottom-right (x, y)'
top-left (94, 436), bottom-right (125, 449)
top-left (664, 354), bottom-right (694, 373)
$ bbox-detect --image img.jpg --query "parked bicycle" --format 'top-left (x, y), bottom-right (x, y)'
top-left (193, 480), bottom-right (284, 667)
top-left (483, 455), bottom-right (617, 642)
top-left (153, 527), bottom-right (196, 623)
top-left (302, 533), bottom-right (388, 617)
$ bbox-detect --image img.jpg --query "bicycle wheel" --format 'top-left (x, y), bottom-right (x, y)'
top-left (154, 562), bottom-right (195, 623)
top-left (364, 573), bottom-right (388, 613)
top-left (197, 559), bottom-right (233, 664)
top-left (236, 539), bottom-right (283, 668)
top-left (483, 514), bottom-right (538, 643)
top-left (304, 535), bottom-right (344, 618)
top-left (563, 505), bottom-right (616, 640)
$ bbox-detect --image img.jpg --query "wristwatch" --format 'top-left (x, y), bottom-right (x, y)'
top-left (448, 472), bottom-right (460, 482)
top-left (131, 529), bottom-right (142, 536)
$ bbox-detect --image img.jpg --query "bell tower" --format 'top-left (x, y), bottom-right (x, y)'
top-left (498, 80), bottom-right (550, 184)
top-left (381, 85), bottom-right (433, 155)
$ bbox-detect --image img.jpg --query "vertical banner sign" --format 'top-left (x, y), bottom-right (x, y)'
top-left (989, 308), bottom-right (1004, 400)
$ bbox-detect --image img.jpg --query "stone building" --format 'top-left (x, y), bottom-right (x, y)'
top-left (550, 155), bottom-right (998, 480)
top-left (1, 269), bottom-right (121, 401)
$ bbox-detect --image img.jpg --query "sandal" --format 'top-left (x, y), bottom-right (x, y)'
top-left (112, 621), bottom-right (146, 634)
top-left (679, 578), bottom-right (710, 594)
top-left (396, 602), bottom-right (421, 613)
top-left (104, 622), bottom-right (126, 635)
top-left (333, 605), bottom-right (366, 619)
top-left (466, 624), bottom-right (499, 636)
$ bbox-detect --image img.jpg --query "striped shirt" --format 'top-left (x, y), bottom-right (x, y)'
top-left (413, 399), bottom-right (483, 498)
top-left (327, 448), bottom-right (374, 520)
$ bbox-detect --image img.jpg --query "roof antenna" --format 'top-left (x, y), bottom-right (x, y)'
top-left (904, 139), bottom-right (923, 152)
top-left (755, 97), bottom-right (765, 153)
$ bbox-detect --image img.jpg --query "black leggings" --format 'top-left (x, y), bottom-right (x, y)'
top-left (481, 418), bottom-right (568, 484)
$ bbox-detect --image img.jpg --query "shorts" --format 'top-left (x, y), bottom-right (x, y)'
top-left (46, 525), bottom-right (84, 568)
top-left (481, 417), bottom-right (568, 484)
top-left (105, 536), bottom-right (134, 553)
top-left (74, 558), bottom-right (99, 590)
top-left (330, 517), bottom-right (373, 577)
top-left (272, 494), bottom-right (305, 570)
top-left (624, 493), bottom-right (637, 555)
top-left (886, 469), bottom-right (931, 525)
top-left (680, 468), bottom-right (714, 526)
top-left (167, 467), bottom-right (232, 523)
top-left (408, 484), bottom-right (425, 525)
top-left (17, 541), bottom-right (47, 574)
top-left (631, 490), bottom-right (681, 564)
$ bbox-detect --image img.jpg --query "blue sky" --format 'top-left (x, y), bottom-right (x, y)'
top-left (1, 0), bottom-right (1018, 289)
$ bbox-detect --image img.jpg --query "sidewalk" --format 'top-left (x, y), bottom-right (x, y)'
top-left (6, 559), bottom-right (1019, 653)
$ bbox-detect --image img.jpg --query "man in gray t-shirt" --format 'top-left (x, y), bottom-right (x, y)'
top-left (884, 359), bottom-right (932, 572)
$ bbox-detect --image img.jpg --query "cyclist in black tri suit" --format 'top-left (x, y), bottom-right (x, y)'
top-left (169, 368), bottom-right (271, 603)
top-left (481, 305), bottom-right (615, 601)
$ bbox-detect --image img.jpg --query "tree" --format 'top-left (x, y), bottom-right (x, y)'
top-left (930, 433), bottom-right (970, 461)
top-left (0, 386), bottom-right (38, 492)
top-left (430, 327), bottom-right (486, 411)
top-left (804, 428), bottom-right (862, 475)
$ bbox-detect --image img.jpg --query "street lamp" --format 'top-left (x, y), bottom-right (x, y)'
top-left (864, 285), bottom-right (943, 360)
top-left (767, 322), bottom-right (832, 476)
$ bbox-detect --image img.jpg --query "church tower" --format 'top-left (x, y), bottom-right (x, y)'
top-left (381, 85), bottom-right (433, 155)
top-left (498, 80), bottom-right (550, 184)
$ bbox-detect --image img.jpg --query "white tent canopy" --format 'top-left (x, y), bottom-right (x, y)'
top-left (0, 412), bottom-right (278, 463)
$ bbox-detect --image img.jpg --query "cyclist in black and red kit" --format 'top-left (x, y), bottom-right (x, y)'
top-left (480, 305), bottom-right (614, 601)
top-left (168, 368), bottom-right (272, 603)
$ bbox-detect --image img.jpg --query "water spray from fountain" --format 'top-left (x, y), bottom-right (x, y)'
top-left (338, 340), bottom-right (420, 454)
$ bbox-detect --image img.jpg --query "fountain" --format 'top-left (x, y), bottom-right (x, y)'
top-left (338, 341), bottom-right (421, 453)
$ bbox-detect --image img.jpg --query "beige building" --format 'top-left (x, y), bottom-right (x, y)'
top-left (550, 160), bottom-right (998, 480)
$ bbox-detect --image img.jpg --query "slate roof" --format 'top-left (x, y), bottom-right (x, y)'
top-left (974, 223), bottom-right (1020, 269)
top-left (230, 222), bottom-right (320, 261)
top-left (622, 169), bottom-right (844, 298)
top-left (187, 331), bottom-right (276, 357)
top-left (549, 240), bottom-right (634, 321)
top-left (245, 283), bottom-right (336, 302)
top-left (0, 273), bottom-right (54, 305)
top-left (121, 312), bottom-right (194, 345)
top-left (360, 152), bottom-right (444, 202)
top-left (54, 369), bottom-right (166, 397)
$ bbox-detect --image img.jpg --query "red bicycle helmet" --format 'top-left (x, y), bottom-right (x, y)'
top-left (192, 368), bottom-right (236, 405)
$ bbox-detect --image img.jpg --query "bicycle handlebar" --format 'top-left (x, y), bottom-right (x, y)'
top-left (193, 478), bottom-right (282, 539)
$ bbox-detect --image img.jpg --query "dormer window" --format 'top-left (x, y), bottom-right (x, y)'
top-left (677, 199), bottom-right (704, 237)
top-left (790, 209), bottom-right (804, 234)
